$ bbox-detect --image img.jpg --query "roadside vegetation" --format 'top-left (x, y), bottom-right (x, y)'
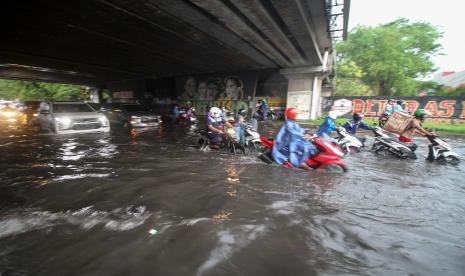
top-left (0, 79), bottom-right (88, 101)
top-left (334, 18), bottom-right (464, 97)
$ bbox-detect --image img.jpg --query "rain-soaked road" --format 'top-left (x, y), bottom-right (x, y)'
top-left (1, 121), bottom-right (465, 276)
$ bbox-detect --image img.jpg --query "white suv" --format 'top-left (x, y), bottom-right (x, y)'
top-left (38, 101), bottom-right (110, 134)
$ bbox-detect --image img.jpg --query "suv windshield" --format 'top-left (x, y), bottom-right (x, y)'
top-left (122, 105), bottom-right (150, 112)
top-left (52, 103), bottom-right (94, 113)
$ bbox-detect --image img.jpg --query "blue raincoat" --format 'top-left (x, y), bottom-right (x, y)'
top-left (316, 116), bottom-right (337, 136)
top-left (272, 120), bottom-right (317, 167)
top-left (342, 120), bottom-right (373, 135)
top-left (259, 101), bottom-right (269, 121)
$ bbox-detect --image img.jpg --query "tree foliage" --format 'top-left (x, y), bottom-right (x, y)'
top-left (333, 61), bottom-right (374, 96)
top-left (0, 79), bottom-right (87, 101)
top-left (336, 18), bottom-right (442, 96)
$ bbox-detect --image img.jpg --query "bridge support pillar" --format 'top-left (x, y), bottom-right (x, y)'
top-left (280, 66), bottom-right (327, 120)
top-left (89, 87), bottom-right (103, 103)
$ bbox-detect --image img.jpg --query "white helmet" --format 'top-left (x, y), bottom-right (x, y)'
top-left (328, 110), bottom-right (338, 120)
top-left (210, 107), bottom-right (222, 118)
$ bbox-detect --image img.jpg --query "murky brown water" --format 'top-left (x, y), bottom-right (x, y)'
top-left (1, 121), bottom-right (465, 276)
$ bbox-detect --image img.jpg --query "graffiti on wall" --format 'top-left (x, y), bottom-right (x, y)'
top-left (183, 100), bottom-right (250, 116)
top-left (177, 73), bottom-right (258, 101)
top-left (324, 96), bottom-right (465, 120)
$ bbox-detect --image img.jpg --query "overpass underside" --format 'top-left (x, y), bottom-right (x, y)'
top-left (0, 0), bottom-right (347, 119)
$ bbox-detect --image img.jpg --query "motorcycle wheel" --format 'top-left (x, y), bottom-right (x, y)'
top-left (321, 164), bottom-right (348, 173)
top-left (372, 144), bottom-right (385, 154)
top-left (395, 148), bottom-right (417, 159)
top-left (438, 155), bottom-right (460, 165)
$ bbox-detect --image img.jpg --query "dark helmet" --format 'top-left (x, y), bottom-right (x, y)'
top-left (397, 100), bottom-right (405, 105)
top-left (238, 109), bottom-right (247, 117)
top-left (353, 113), bottom-right (364, 121)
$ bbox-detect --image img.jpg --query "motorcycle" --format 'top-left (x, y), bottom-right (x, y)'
top-left (267, 107), bottom-right (276, 120)
top-left (197, 128), bottom-right (246, 155)
top-left (255, 107), bottom-right (276, 121)
top-left (244, 122), bottom-right (262, 149)
top-left (336, 127), bottom-right (365, 155)
top-left (258, 136), bottom-right (348, 172)
top-left (426, 136), bottom-right (460, 164)
top-left (371, 127), bottom-right (417, 159)
top-left (378, 114), bottom-right (389, 127)
top-left (176, 107), bottom-right (197, 124)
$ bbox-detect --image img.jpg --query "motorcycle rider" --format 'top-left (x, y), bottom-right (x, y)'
top-left (235, 109), bottom-right (247, 146)
top-left (378, 99), bottom-right (395, 127)
top-left (399, 109), bottom-right (435, 143)
top-left (384, 99), bottom-right (396, 116)
top-left (257, 99), bottom-right (269, 121)
top-left (272, 108), bottom-right (317, 170)
top-left (342, 113), bottom-right (373, 135)
top-left (316, 111), bottom-right (338, 137)
top-left (207, 107), bottom-right (233, 149)
top-left (172, 104), bottom-right (180, 123)
top-left (393, 100), bottom-right (407, 113)
top-left (185, 100), bottom-right (195, 118)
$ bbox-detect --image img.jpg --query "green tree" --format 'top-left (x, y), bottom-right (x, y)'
top-left (0, 79), bottom-right (86, 100)
top-left (333, 61), bottom-right (374, 96)
top-left (416, 80), bottom-right (448, 95)
top-left (337, 18), bottom-right (442, 96)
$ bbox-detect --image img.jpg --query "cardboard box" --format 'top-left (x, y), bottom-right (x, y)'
top-left (382, 111), bottom-right (413, 135)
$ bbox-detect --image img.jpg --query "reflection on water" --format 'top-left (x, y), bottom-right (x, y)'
top-left (0, 123), bottom-right (465, 275)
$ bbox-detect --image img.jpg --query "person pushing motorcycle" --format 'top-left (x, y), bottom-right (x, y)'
top-left (316, 111), bottom-right (338, 137)
top-left (272, 108), bottom-right (317, 170)
top-left (342, 113), bottom-right (373, 135)
top-left (207, 107), bottom-right (233, 149)
top-left (399, 109), bottom-right (435, 143)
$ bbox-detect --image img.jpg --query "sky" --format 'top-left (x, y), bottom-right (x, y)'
top-left (348, 0), bottom-right (463, 75)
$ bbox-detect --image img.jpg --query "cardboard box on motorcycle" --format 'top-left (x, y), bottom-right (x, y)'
top-left (382, 111), bottom-right (413, 135)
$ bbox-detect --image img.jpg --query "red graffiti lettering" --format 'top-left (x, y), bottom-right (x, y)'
top-left (405, 100), bottom-right (419, 113)
top-left (424, 101), bottom-right (439, 116)
top-left (460, 101), bottom-right (465, 119)
top-left (352, 99), bottom-right (365, 114)
top-left (437, 100), bottom-right (456, 117)
top-left (372, 100), bottom-right (386, 116)
top-left (365, 99), bottom-right (377, 116)
top-left (378, 100), bottom-right (388, 116)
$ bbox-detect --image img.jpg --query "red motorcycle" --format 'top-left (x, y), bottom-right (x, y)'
top-left (176, 107), bottom-right (197, 124)
top-left (258, 137), bottom-right (348, 172)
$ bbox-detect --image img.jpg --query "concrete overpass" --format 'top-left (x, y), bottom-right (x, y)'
top-left (0, 0), bottom-right (349, 119)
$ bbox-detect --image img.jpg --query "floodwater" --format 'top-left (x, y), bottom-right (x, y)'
top-left (1, 121), bottom-right (465, 276)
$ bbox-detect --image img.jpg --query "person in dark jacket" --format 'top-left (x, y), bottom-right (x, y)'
top-left (342, 113), bottom-right (373, 135)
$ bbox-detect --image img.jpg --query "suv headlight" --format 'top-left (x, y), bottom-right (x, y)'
top-left (55, 117), bottom-right (72, 129)
top-left (98, 116), bottom-right (109, 126)
top-left (130, 116), bottom-right (141, 123)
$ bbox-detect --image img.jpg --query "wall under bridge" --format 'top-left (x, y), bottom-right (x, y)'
top-left (323, 96), bottom-right (465, 122)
